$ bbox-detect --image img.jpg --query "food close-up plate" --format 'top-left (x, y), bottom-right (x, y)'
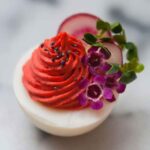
top-left (0, 0), bottom-right (150, 150)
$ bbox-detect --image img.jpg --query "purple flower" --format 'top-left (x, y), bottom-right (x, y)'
top-left (88, 46), bottom-right (99, 53)
top-left (77, 47), bottom-right (126, 110)
top-left (99, 47), bottom-right (111, 59)
top-left (93, 75), bottom-right (105, 85)
top-left (105, 76), bottom-right (117, 88)
top-left (77, 82), bottom-right (104, 110)
top-left (78, 93), bottom-right (88, 106)
top-left (91, 100), bottom-right (103, 110)
top-left (88, 52), bottom-right (101, 67)
top-left (103, 88), bottom-right (116, 102)
top-left (116, 82), bottom-right (126, 93)
top-left (87, 83), bottom-right (102, 100)
top-left (100, 62), bottom-right (112, 72)
top-left (79, 78), bottom-right (89, 89)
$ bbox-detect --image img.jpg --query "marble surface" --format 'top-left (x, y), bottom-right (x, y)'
top-left (0, 0), bottom-right (150, 149)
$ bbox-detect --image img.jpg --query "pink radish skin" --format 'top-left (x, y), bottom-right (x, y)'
top-left (58, 13), bottom-right (123, 64)
top-left (58, 13), bottom-right (111, 40)
top-left (104, 42), bottom-right (123, 65)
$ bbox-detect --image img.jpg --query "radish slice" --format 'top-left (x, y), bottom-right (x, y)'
top-left (104, 42), bottom-right (123, 65)
top-left (58, 13), bottom-right (123, 65)
top-left (58, 13), bottom-right (111, 40)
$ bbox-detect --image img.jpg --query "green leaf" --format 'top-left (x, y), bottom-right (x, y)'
top-left (135, 64), bottom-right (144, 73)
top-left (113, 34), bottom-right (126, 45)
top-left (100, 37), bottom-right (112, 42)
top-left (83, 33), bottom-right (97, 44)
top-left (120, 71), bottom-right (137, 84)
top-left (96, 19), bottom-right (110, 31)
top-left (127, 49), bottom-right (138, 61)
top-left (111, 22), bottom-right (123, 33)
top-left (125, 42), bottom-right (138, 61)
top-left (92, 42), bottom-right (104, 47)
top-left (125, 42), bottom-right (136, 50)
top-left (107, 64), bottom-right (120, 74)
top-left (127, 58), bottom-right (138, 70)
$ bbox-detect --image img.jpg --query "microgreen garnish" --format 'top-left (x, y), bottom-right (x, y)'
top-left (78, 17), bottom-right (144, 110)
top-left (83, 19), bottom-right (144, 85)
top-left (83, 33), bottom-right (97, 44)
top-left (120, 71), bottom-right (137, 84)
top-left (107, 64), bottom-right (120, 74)
top-left (96, 20), bottom-right (110, 31)
top-left (110, 22), bottom-right (123, 33)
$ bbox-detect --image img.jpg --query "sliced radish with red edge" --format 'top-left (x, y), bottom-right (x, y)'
top-left (104, 42), bottom-right (123, 65)
top-left (58, 13), bottom-right (123, 65)
top-left (58, 13), bottom-right (111, 40)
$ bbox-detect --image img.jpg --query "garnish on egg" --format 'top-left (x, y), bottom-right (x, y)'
top-left (77, 18), bottom-right (144, 110)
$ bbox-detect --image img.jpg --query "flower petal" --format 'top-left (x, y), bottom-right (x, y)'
top-left (88, 52), bottom-right (101, 67)
top-left (114, 71), bottom-right (122, 79)
top-left (116, 82), bottom-right (126, 93)
top-left (81, 55), bottom-right (88, 66)
top-left (79, 78), bottom-right (89, 89)
top-left (94, 75), bottom-right (105, 85)
top-left (88, 46), bottom-right (99, 53)
top-left (106, 95), bottom-right (116, 102)
top-left (105, 76), bottom-right (116, 88)
top-left (88, 66), bottom-right (97, 76)
top-left (87, 83), bottom-right (102, 99)
top-left (91, 100), bottom-right (103, 110)
top-left (100, 62), bottom-right (111, 72)
top-left (78, 93), bottom-right (87, 106)
top-left (99, 48), bottom-right (111, 59)
top-left (103, 88), bottom-right (113, 99)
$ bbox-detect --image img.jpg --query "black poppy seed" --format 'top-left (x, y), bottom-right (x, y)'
top-left (40, 43), bottom-right (44, 48)
top-left (61, 60), bottom-right (66, 66)
top-left (50, 41), bottom-right (55, 46)
top-left (61, 52), bottom-right (65, 56)
top-left (66, 57), bottom-right (69, 62)
top-left (67, 50), bottom-right (71, 54)
top-left (54, 47), bottom-right (59, 52)
top-left (52, 58), bottom-right (55, 62)
top-left (56, 53), bottom-right (62, 59)
top-left (66, 50), bottom-right (71, 57)
top-left (53, 86), bottom-right (58, 90)
top-left (48, 51), bottom-right (50, 55)
top-left (44, 48), bottom-right (49, 51)
top-left (72, 44), bottom-right (77, 47)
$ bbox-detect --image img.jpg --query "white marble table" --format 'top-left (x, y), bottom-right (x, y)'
top-left (0, 0), bottom-right (150, 149)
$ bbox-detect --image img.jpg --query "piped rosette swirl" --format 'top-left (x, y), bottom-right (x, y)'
top-left (22, 32), bottom-right (90, 109)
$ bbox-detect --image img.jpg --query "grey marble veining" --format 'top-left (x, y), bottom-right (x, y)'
top-left (0, 0), bottom-right (150, 150)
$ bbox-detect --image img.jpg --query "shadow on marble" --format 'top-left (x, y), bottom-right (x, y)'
top-left (109, 7), bottom-right (150, 33)
top-left (28, 0), bottom-right (60, 5)
top-left (33, 111), bottom-right (147, 150)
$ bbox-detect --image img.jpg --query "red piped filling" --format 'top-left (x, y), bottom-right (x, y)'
top-left (22, 32), bottom-right (90, 109)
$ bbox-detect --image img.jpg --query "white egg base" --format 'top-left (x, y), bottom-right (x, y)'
top-left (13, 48), bottom-right (116, 137)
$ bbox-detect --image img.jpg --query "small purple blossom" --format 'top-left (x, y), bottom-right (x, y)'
top-left (116, 82), bottom-right (126, 93)
top-left (93, 75), bottom-right (105, 85)
top-left (88, 52), bottom-right (101, 67)
top-left (79, 78), bottom-right (89, 89)
top-left (100, 62), bottom-right (112, 72)
top-left (78, 46), bottom-right (126, 110)
top-left (87, 84), bottom-right (102, 99)
top-left (88, 46), bottom-right (99, 53)
top-left (91, 100), bottom-right (103, 110)
top-left (99, 48), bottom-right (111, 59)
top-left (78, 93), bottom-right (87, 106)
top-left (103, 88), bottom-right (116, 101)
